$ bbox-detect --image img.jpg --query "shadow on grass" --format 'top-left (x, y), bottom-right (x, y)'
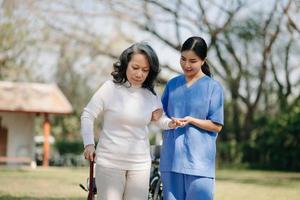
top-left (0, 196), bottom-right (83, 200)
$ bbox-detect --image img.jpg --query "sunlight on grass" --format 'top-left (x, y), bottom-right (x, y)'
top-left (0, 167), bottom-right (88, 200)
top-left (0, 167), bottom-right (299, 200)
top-left (215, 169), bottom-right (300, 200)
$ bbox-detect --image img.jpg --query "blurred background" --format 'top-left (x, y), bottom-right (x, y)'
top-left (0, 0), bottom-right (300, 199)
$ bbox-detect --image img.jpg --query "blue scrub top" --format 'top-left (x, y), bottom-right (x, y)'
top-left (160, 75), bottom-right (224, 178)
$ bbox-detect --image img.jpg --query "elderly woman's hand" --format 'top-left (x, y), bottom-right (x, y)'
top-left (151, 108), bottom-right (163, 122)
top-left (84, 144), bottom-right (95, 161)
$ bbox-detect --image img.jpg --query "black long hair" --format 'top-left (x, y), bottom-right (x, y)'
top-left (181, 36), bottom-right (211, 77)
top-left (111, 42), bottom-right (160, 95)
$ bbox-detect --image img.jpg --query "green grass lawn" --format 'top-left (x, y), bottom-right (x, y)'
top-left (0, 167), bottom-right (87, 200)
top-left (215, 169), bottom-right (300, 200)
top-left (0, 166), bottom-right (299, 200)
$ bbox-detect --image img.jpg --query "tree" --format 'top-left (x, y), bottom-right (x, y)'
top-left (0, 2), bottom-right (32, 80)
top-left (2, 1), bottom-right (299, 165)
top-left (24, 0), bottom-right (300, 144)
top-left (101, 0), bottom-right (300, 142)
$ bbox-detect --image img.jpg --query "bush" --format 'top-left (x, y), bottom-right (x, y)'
top-left (243, 105), bottom-right (300, 171)
top-left (217, 140), bottom-right (244, 167)
top-left (55, 139), bottom-right (83, 155)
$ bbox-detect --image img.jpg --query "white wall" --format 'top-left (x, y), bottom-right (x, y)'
top-left (0, 112), bottom-right (35, 160)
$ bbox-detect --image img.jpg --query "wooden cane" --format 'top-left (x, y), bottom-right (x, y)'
top-left (88, 154), bottom-right (95, 200)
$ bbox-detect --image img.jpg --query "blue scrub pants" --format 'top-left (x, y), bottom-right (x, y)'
top-left (161, 172), bottom-right (214, 200)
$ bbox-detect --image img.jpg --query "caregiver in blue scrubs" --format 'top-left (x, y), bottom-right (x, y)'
top-left (160, 36), bottom-right (224, 200)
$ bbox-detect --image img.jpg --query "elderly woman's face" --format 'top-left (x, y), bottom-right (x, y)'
top-left (126, 53), bottom-right (150, 87)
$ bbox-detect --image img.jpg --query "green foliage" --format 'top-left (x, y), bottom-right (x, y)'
top-left (243, 104), bottom-right (300, 171)
top-left (55, 139), bottom-right (83, 155)
top-left (0, 21), bottom-right (27, 51)
top-left (51, 114), bottom-right (82, 140)
top-left (0, 20), bottom-right (29, 80)
top-left (217, 140), bottom-right (244, 166)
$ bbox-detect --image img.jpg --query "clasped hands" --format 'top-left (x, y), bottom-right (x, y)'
top-left (151, 108), bottom-right (192, 129)
top-left (168, 116), bottom-right (192, 129)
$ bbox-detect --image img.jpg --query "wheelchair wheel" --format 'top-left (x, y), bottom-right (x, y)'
top-left (149, 175), bottom-right (163, 200)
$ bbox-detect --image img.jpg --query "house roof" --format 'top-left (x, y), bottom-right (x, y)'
top-left (0, 81), bottom-right (73, 114)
